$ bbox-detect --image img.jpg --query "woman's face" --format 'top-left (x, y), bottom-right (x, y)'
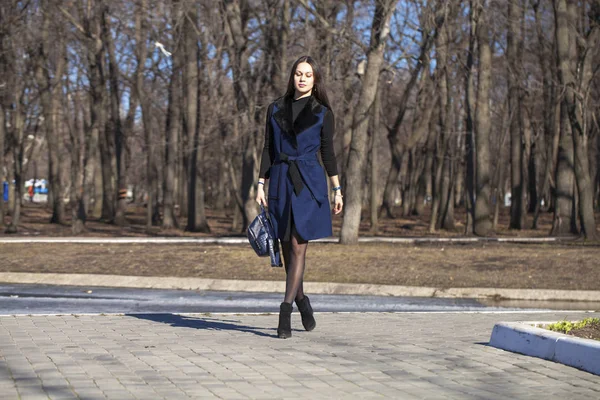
top-left (294, 62), bottom-right (314, 97)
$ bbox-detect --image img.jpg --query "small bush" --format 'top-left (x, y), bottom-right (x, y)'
top-left (546, 318), bottom-right (600, 334)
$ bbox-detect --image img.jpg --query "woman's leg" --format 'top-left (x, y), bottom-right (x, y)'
top-left (281, 239), bottom-right (305, 302)
top-left (283, 229), bottom-right (315, 331)
top-left (282, 230), bottom-right (308, 304)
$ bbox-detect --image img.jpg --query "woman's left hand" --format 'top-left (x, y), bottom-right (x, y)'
top-left (333, 192), bottom-right (343, 215)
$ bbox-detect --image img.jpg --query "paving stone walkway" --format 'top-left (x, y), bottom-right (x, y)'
top-left (1, 311), bottom-right (599, 399)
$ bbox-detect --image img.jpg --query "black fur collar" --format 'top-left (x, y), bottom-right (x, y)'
top-left (272, 95), bottom-right (324, 148)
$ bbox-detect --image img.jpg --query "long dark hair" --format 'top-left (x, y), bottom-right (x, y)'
top-left (284, 56), bottom-right (332, 110)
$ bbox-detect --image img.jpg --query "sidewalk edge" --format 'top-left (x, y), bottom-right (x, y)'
top-left (489, 321), bottom-right (600, 375)
top-left (0, 236), bottom-right (577, 244)
top-left (1, 272), bottom-right (599, 302)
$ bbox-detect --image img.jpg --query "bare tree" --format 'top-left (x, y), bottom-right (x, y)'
top-left (222, 0), bottom-right (260, 230)
top-left (0, 0), bottom-right (595, 240)
top-left (507, 0), bottom-right (526, 229)
top-left (553, 0), bottom-right (599, 239)
top-left (531, 0), bottom-right (560, 229)
top-left (429, 3), bottom-right (456, 232)
top-left (66, 69), bottom-right (86, 234)
top-left (101, 5), bottom-right (127, 226)
top-left (183, 1), bottom-right (210, 232)
top-left (369, 83), bottom-right (381, 233)
top-left (162, 0), bottom-right (183, 230)
top-left (0, 2), bottom-right (14, 228)
top-left (379, 0), bottom-right (442, 219)
top-left (35, 0), bottom-right (67, 225)
top-left (3, 13), bottom-right (29, 233)
top-left (473, 0), bottom-right (493, 236)
top-left (340, 0), bottom-right (396, 244)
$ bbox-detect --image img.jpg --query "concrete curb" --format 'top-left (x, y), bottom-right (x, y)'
top-left (489, 321), bottom-right (600, 375)
top-left (0, 236), bottom-right (575, 244)
top-left (1, 272), bottom-right (600, 302)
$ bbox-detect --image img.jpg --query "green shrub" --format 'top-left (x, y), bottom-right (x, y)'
top-left (546, 318), bottom-right (600, 334)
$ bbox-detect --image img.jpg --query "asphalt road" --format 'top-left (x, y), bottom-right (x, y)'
top-left (1, 283), bottom-right (597, 315)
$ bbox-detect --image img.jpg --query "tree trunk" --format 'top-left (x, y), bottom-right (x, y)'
top-left (415, 133), bottom-right (435, 216)
top-left (430, 13), bottom-right (453, 233)
top-left (67, 75), bottom-right (86, 235)
top-left (473, 0), bottom-right (493, 236)
top-left (380, 149), bottom-right (401, 219)
top-left (525, 111), bottom-right (537, 214)
top-left (596, 129), bottom-right (600, 210)
top-left (340, 0), bottom-right (396, 244)
top-left (552, 0), bottom-right (597, 237)
top-left (369, 85), bottom-right (381, 233)
top-left (429, 127), bottom-right (443, 232)
top-left (464, 0), bottom-right (477, 235)
top-left (0, 7), bottom-right (7, 227)
top-left (101, 6), bottom-right (127, 226)
top-left (439, 132), bottom-right (456, 230)
top-left (193, 8), bottom-right (211, 232)
top-left (182, 4), bottom-right (207, 232)
top-left (552, 103), bottom-right (578, 235)
top-left (408, 150), bottom-right (426, 216)
top-left (454, 103), bottom-right (465, 210)
top-left (532, 1), bottom-right (559, 229)
top-left (278, 0), bottom-right (290, 91)
top-left (0, 104), bottom-right (5, 227)
top-left (400, 151), bottom-right (411, 216)
top-left (554, 0), bottom-right (598, 239)
top-left (35, 1), bottom-right (66, 225)
top-left (6, 90), bottom-right (25, 233)
top-left (100, 119), bottom-right (116, 222)
top-left (492, 105), bottom-right (511, 231)
top-left (223, 0), bottom-right (259, 230)
top-left (84, 12), bottom-right (104, 220)
top-left (339, 4), bottom-right (356, 180)
top-left (508, 0), bottom-right (525, 229)
top-left (162, 8), bottom-right (181, 229)
top-left (380, 13), bottom-right (440, 219)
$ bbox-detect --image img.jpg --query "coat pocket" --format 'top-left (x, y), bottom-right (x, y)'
top-left (299, 162), bottom-right (329, 201)
top-left (268, 164), bottom-right (281, 199)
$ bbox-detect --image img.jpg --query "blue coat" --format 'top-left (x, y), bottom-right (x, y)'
top-left (266, 96), bottom-right (332, 241)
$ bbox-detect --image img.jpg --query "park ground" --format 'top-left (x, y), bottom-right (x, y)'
top-left (0, 204), bottom-right (598, 291)
top-left (1, 203), bottom-right (599, 341)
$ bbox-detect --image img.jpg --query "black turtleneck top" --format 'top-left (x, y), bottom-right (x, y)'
top-left (259, 96), bottom-right (338, 179)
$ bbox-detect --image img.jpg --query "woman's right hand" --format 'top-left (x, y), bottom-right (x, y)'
top-left (256, 185), bottom-right (267, 207)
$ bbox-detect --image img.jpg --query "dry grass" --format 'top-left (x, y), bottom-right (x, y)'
top-left (1, 242), bottom-right (598, 290)
top-left (2, 204), bottom-right (599, 290)
top-left (5, 202), bottom-right (600, 238)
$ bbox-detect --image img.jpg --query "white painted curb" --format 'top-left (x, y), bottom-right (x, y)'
top-left (1, 273), bottom-right (600, 302)
top-left (489, 321), bottom-right (600, 375)
top-left (0, 236), bottom-right (571, 244)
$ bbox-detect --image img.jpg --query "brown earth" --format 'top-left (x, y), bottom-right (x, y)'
top-left (568, 321), bottom-right (600, 340)
top-left (0, 241), bottom-right (598, 290)
top-left (4, 202), bottom-right (600, 238)
top-left (0, 204), bottom-right (599, 290)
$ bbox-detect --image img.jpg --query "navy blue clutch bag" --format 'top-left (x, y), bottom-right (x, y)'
top-left (247, 205), bottom-right (282, 267)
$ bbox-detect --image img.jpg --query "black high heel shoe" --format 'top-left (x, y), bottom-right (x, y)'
top-left (277, 302), bottom-right (293, 339)
top-left (296, 295), bottom-right (316, 331)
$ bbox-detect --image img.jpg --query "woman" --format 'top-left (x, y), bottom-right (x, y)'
top-left (256, 56), bottom-right (343, 339)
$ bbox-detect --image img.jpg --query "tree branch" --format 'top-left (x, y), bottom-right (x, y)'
top-left (58, 6), bottom-right (94, 39)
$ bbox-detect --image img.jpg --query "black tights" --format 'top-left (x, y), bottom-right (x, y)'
top-left (281, 230), bottom-right (308, 305)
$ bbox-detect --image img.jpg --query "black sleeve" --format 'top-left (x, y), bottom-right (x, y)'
top-left (320, 109), bottom-right (339, 177)
top-left (259, 103), bottom-right (275, 179)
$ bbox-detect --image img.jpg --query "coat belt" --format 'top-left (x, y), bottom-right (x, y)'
top-left (277, 152), bottom-right (317, 197)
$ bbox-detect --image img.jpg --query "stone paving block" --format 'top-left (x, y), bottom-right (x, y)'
top-left (72, 389), bottom-right (106, 399)
top-left (2, 311), bottom-right (600, 399)
top-left (0, 386), bottom-right (20, 399)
